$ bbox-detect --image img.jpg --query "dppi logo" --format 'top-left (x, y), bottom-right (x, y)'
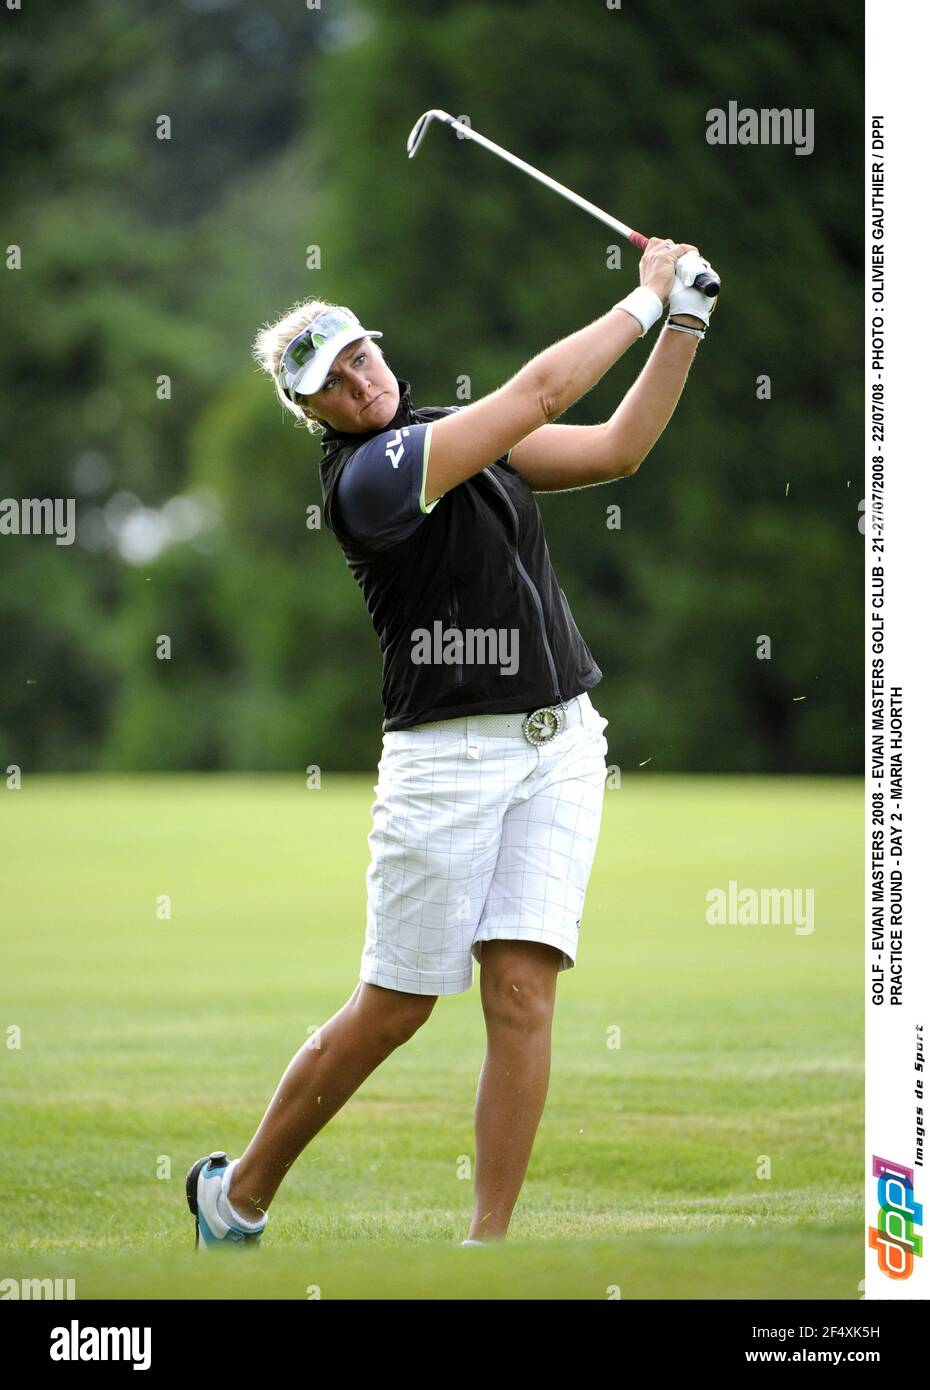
top-left (868, 1155), bottom-right (923, 1279)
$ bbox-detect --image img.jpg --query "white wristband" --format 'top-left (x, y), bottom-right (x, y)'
top-left (613, 286), bottom-right (664, 337)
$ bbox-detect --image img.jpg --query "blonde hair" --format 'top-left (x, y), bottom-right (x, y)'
top-left (251, 296), bottom-right (362, 434)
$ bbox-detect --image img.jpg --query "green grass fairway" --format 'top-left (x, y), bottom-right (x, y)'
top-left (0, 774), bottom-right (864, 1300)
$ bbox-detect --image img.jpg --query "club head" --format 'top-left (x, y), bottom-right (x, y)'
top-left (406, 108), bottom-right (454, 159)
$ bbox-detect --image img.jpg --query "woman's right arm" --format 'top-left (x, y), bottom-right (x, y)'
top-left (423, 238), bottom-right (695, 506)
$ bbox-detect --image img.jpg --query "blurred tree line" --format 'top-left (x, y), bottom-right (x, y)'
top-left (1, 0), bottom-right (863, 773)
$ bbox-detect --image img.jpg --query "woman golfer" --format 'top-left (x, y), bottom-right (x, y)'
top-left (188, 237), bottom-right (718, 1248)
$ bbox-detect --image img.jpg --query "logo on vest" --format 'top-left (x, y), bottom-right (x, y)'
top-left (384, 428), bottom-right (410, 468)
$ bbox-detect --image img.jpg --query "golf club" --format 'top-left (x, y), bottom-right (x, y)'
top-left (406, 108), bottom-right (720, 298)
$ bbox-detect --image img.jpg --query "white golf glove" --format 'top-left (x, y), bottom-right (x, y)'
top-left (668, 250), bottom-right (721, 327)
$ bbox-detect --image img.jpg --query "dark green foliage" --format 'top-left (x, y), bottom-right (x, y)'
top-left (0, 0), bottom-right (862, 771)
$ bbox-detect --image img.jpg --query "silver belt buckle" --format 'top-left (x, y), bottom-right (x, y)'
top-left (522, 705), bottom-right (564, 745)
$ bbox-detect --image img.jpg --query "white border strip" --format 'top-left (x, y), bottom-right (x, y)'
top-left (864, 0), bottom-right (930, 1300)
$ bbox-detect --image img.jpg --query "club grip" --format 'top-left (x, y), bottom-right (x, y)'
top-left (631, 231), bottom-right (720, 298)
top-left (693, 270), bottom-right (720, 298)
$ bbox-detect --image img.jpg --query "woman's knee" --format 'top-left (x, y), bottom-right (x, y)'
top-left (390, 998), bottom-right (437, 1046)
top-left (479, 943), bottom-right (560, 1033)
top-left (356, 982), bottom-right (438, 1049)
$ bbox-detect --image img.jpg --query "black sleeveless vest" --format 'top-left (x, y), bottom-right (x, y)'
top-left (318, 378), bottom-right (602, 731)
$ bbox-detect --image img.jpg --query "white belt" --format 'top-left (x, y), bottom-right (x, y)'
top-left (407, 694), bottom-right (587, 745)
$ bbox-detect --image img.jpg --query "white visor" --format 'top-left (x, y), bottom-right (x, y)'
top-left (279, 309), bottom-right (383, 401)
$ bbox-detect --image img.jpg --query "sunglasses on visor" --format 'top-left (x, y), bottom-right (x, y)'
top-left (277, 311), bottom-right (357, 400)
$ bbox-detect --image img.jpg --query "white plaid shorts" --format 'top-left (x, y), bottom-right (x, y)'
top-left (360, 692), bottom-right (609, 995)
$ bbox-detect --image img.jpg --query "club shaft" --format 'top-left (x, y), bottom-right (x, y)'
top-left (411, 110), bottom-right (718, 293)
top-left (437, 113), bottom-right (644, 247)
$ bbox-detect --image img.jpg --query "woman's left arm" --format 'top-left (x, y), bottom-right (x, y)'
top-left (509, 311), bottom-right (706, 491)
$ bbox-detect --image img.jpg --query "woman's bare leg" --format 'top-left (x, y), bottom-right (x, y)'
top-left (227, 981), bottom-right (437, 1220)
top-left (468, 941), bottom-right (561, 1242)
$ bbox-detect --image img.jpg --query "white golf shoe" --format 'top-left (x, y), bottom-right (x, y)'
top-left (186, 1150), bottom-right (266, 1250)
